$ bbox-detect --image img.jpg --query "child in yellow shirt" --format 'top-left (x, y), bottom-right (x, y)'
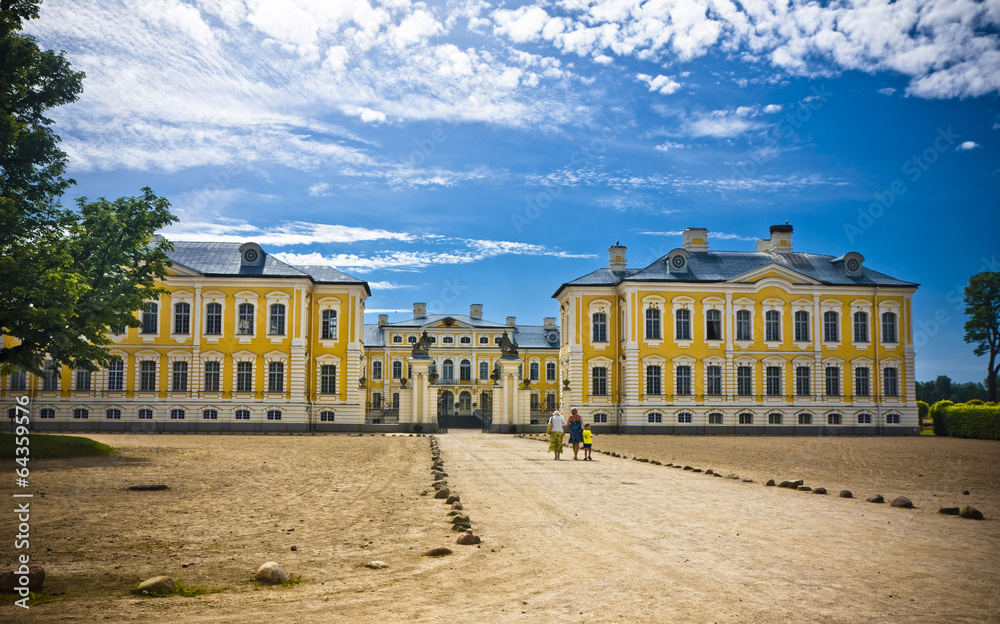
top-left (582, 423), bottom-right (593, 460)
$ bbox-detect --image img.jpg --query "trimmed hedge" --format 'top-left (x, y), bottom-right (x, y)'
top-left (917, 400), bottom-right (929, 420)
top-left (934, 403), bottom-right (1000, 440)
top-left (930, 400), bottom-right (954, 436)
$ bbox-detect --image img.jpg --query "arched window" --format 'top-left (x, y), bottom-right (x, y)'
top-left (479, 361), bottom-right (489, 380)
top-left (372, 361), bottom-right (382, 380)
top-left (442, 359), bottom-right (454, 381)
top-left (459, 359), bottom-right (472, 381)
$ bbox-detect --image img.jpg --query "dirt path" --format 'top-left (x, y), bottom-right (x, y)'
top-left (2, 432), bottom-right (998, 623)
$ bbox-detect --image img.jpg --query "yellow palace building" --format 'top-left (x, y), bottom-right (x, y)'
top-left (2, 224), bottom-right (919, 434)
top-left (554, 225), bottom-right (919, 434)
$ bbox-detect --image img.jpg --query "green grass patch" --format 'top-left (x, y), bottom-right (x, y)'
top-left (281, 574), bottom-right (302, 587)
top-left (0, 589), bottom-right (53, 606)
top-left (0, 432), bottom-right (116, 460)
top-left (135, 579), bottom-right (223, 598)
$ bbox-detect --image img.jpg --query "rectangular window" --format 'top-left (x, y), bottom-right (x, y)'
top-left (708, 413), bottom-right (723, 424)
top-left (676, 365), bottom-right (692, 396)
top-left (546, 393), bottom-right (556, 411)
top-left (855, 367), bottom-right (870, 397)
top-left (887, 413), bottom-right (900, 424)
top-left (320, 365), bottom-right (337, 394)
top-left (372, 361), bottom-right (383, 380)
top-left (677, 412), bottom-right (692, 423)
top-left (592, 313), bottom-right (607, 342)
top-left (142, 302), bottom-right (158, 334)
top-left (73, 408), bottom-right (89, 419)
top-left (736, 310), bottom-right (751, 341)
top-left (267, 410), bottom-right (282, 421)
top-left (174, 302), bottom-right (191, 334)
top-left (9, 369), bottom-right (26, 391)
top-left (768, 413), bottom-right (782, 424)
top-left (825, 366), bottom-right (840, 396)
top-left (853, 311), bottom-right (869, 342)
top-left (705, 309), bottom-right (722, 340)
top-left (42, 359), bottom-right (58, 391)
top-left (706, 365), bottom-right (722, 395)
top-left (392, 361), bottom-right (403, 379)
top-left (796, 366), bottom-right (811, 396)
top-left (268, 362), bottom-right (284, 393)
top-left (172, 361), bottom-right (188, 392)
top-left (205, 302), bottom-right (222, 335)
top-left (884, 368), bottom-right (899, 397)
top-left (593, 413), bottom-right (608, 423)
top-left (739, 412), bottom-right (753, 424)
top-left (321, 310), bottom-right (337, 340)
top-left (170, 409), bottom-right (185, 420)
top-left (75, 369), bottom-right (91, 391)
top-left (106, 408), bottom-right (121, 420)
top-left (546, 362), bottom-right (556, 381)
top-left (828, 413), bottom-right (842, 425)
top-left (858, 413), bottom-right (872, 424)
top-left (648, 413), bottom-right (662, 423)
top-left (646, 365), bottom-right (661, 395)
top-left (737, 366), bottom-right (752, 396)
top-left (236, 361), bottom-right (253, 393)
top-left (40, 408), bottom-right (55, 419)
top-left (138, 408), bottom-right (152, 420)
top-left (204, 361), bottom-right (220, 392)
top-left (645, 308), bottom-right (661, 340)
top-left (798, 413), bottom-right (812, 425)
top-left (765, 366), bottom-right (782, 396)
top-left (675, 309), bottom-right (691, 340)
top-left (238, 303), bottom-right (255, 335)
top-left (479, 361), bottom-right (489, 380)
top-left (823, 311), bottom-right (839, 342)
top-left (107, 361), bottom-right (124, 391)
top-left (794, 311), bottom-right (809, 342)
top-left (765, 311), bottom-right (781, 341)
top-left (882, 312), bottom-right (897, 343)
top-left (592, 367), bottom-right (607, 396)
top-left (530, 394), bottom-right (540, 411)
top-left (202, 409), bottom-right (218, 420)
top-left (529, 362), bottom-right (539, 381)
top-left (320, 411), bottom-right (335, 422)
top-left (235, 409), bottom-right (250, 420)
top-left (269, 303), bottom-right (285, 335)
top-left (140, 361), bottom-right (156, 392)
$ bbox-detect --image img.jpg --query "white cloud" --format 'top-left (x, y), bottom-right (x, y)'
top-left (639, 230), bottom-right (757, 242)
top-left (654, 141), bottom-right (688, 151)
top-left (878, 87), bottom-right (897, 96)
top-left (956, 141), bottom-right (981, 151)
top-left (763, 104), bottom-right (783, 113)
top-left (345, 106), bottom-right (388, 124)
top-left (162, 218), bottom-right (417, 246)
top-left (308, 182), bottom-right (332, 197)
top-left (366, 281), bottom-right (417, 290)
top-left (636, 73), bottom-right (682, 95)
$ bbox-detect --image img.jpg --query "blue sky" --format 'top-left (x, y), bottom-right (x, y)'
top-left (30, 0), bottom-right (999, 383)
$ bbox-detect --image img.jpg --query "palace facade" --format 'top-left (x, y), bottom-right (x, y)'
top-left (2, 225), bottom-right (920, 434)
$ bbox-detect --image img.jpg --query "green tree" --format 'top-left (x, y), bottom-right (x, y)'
top-left (964, 272), bottom-right (1000, 403)
top-left (1, 1), bottom-right (176, 375)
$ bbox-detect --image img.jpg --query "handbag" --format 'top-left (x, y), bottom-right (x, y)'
top-left (545, 420), bottom-right (553, 434)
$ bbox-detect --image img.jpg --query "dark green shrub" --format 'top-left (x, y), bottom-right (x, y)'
top-left (940, 404), bottom-right (1000, 440)
top-left (967, 399), bottom-right (985, 405)
top-left (930, 400), bottom-right (954, 436)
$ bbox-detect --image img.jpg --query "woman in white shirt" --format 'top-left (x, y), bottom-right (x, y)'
top-left (547, 410), bottom-right (568, 460)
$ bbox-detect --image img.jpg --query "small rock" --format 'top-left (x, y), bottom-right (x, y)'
top-left (290, 545), bottom-right (297, 551)
top-left (963, 490), bottom-right (970, 495)
top-left (714, 473), bottom-right (723, 478)
top-left (446, 495), bottom-right (460, 504)
top-left (432, 480), bottom-right (448, 490)
top-left (128, 484), bottom-right (168, 491)
top-left (434, 488), bottom-right (451, 499)
top-left (705, 469), bottom-right (714, 475)
top-left (651, 460), bottom-right (661, 465)
top-left (778, 481), bottom-right (795, 488)
top-left (798, 486), bottom-right (812, 492)
top-left (867, 494), bottom-right (885, 504)
top-left (424, 547), bottom-right (453, 557)
top-left (452, 523), bottom-right (472, 532)
top-left (938, 507), bottom-right (960, 515)
top-left (692, 468), bottom-right (703, 473)
top-left (0, 567), bottom-right (45, 593)
top-left (890, 496), bottom-right (913, 509)
top-left (449, 514), bottom-right (471, 525)
top-left (255, 561), bottom-right (290, 585)
top-left (959, 506), bottom-right (984, 520)
top-left (136, 575), bottom-right (174, 595)
top-left (813, 487), bottom-right (827, 495)
top-left (742, 479), bottom-right (754, 483)
top-left (365, 561), bottom-right (389, 569)
top-left (840, 490), bottom-right (854, 498)
top-left (447, 510), bottom-right (462, 516)
top-left (456, 531), bottom-right (481, 545)
top-left (451, 502), bottom-right (464, 510)
top-left (765, 479), bottom-right (776, 486)
top-left (683, 466), bottom-right (693, 471)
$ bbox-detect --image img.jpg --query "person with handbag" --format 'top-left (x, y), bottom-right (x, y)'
top-left (547, 410), bottom-right (567, 460)
top-left (567, 408), bottom-right (584, 460)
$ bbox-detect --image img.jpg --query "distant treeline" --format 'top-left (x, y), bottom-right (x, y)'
top-left (915, 375), bottom-right (988, 405)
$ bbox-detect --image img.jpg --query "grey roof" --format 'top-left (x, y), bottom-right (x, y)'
top-left (363, 320), bottom-right (560, 350)
top-left (166, 242), bottom-right (369, 292)
top-left (554, 250), bottom-right (917, 296)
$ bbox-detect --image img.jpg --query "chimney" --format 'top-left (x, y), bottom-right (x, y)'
top-left (608, 243), bottom-right (627, 271)
top-left (506, 316), bottom-right (516, 327)
top-left (755, 239), bottom-right (772, 252)
top-left (470, 304), bottom-right (483, 320)
top-left (378, 314), bottom-right (388, 326)
top-left (769, 224), bottom-right (793, 254)
top-left (543, 317), bottom-right (556, 328)
top-left (413, 302), bottom-right (426, 319)
top-left (682, 228), bottom-right (709, 252)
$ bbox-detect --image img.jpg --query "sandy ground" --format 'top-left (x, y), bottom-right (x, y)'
top-left (1, 432), bottom-right (998, 623)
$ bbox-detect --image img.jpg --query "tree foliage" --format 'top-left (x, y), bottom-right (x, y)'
top-left (914, 375), bottom-right (987, 404)
top-left (964, 272), bottom-right (1000, 403)
top-left (0, 1), bottom-right (176, 375)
